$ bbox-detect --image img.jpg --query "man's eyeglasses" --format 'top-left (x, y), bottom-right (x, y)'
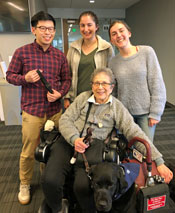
top-left (92, 82), bottom-right (112, 87)
top-left (36, 26), bottom-right (55, 33)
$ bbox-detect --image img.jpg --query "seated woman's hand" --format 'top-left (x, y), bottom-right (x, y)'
top-left (157, 164), bottom-right (173, 183)
top-left (74, 138), bottom-right (89, 153)
top-left (64, 98), bottom-right (71, 109)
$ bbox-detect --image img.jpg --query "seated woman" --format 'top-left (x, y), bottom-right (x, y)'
top-left (40, 68), bottom-right (173, 213)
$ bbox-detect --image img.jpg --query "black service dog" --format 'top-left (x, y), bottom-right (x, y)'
top-left (90, 162), bottom-right (138, 213)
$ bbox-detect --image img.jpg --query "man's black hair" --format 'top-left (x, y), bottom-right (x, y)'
top-left (31, 11), bottom-right (56, 28)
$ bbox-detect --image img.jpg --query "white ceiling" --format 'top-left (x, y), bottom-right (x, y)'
top-left (44, 0), bottom-right (140, 9)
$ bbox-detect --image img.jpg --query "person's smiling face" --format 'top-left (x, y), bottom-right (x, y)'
top-left (79, 15), bottom-right (98, 41)
top-left (110, 22), bottom-right (131, 49)
top-left (32, 20), bottom-right (55, 51)
top-left (92, 72), bottom-right (114, 104)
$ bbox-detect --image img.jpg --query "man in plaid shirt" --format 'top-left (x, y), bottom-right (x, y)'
top-left (6, 11), bottom-right (71, 205)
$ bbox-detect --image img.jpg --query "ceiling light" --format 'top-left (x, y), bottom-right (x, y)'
top-left (7, 2), bottom-right (24, 11)
top-left (89, 0), bottom-right (95, 3)
top-left (67, 19), bottom-right (76, 24)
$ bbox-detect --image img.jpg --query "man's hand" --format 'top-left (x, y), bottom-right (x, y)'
top-left (157, 164), bottom-right (173, 183)
top-left (25, 69), bottom-right (41, 83)
top-left (74, 138), bottom-right (89, 153)
top-left (47, 89), bottom-right (61, 102)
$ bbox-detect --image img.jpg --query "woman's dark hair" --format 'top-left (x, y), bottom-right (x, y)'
top-left (78, 11), bottom-right (99, 27)
top-left (31, 11), bottom-right (56, 28)
top-left (108, 20), bottom-right (131, 39)
top-left (91, 67), bottom-right (116, 85)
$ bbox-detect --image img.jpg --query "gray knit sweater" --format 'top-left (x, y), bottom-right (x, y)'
top-left (109, 45), bottom-right (166, 121)
top-left (59, 91), bottom-right (163, 166)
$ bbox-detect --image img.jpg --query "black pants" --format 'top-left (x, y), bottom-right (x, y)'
top-left (41, 136), bottom-right (96, 213)
top-left (41, 136), bottom-right (74, 213)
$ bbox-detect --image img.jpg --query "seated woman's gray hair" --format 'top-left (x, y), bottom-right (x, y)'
top-left (90, 67), bottom-right (116, 85)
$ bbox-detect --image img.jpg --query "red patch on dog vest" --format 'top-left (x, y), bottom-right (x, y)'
top-left (147, 195), bottom-right (166, 211)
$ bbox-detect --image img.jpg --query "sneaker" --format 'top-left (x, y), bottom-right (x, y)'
top-left (18, 184), bottom-right (30, 205)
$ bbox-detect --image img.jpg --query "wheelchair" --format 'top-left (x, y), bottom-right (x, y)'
top-left (35, 128), bottom-right (172, 213)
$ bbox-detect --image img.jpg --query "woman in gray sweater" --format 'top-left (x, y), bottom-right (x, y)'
top-left (109, 20), bottom-right (166, 142)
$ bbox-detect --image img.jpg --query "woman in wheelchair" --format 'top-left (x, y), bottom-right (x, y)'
top-left (39, 67), bottom-right (173, 213)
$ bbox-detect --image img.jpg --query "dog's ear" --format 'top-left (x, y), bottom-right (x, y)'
top-left (113, 164), bottom-right (128, 194)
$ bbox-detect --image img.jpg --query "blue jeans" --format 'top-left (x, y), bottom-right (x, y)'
top-left (132, 114), bottom-right (156, 142)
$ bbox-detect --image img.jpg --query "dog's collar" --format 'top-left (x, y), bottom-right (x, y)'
top-left (113, 163), bottom-right (140, 200)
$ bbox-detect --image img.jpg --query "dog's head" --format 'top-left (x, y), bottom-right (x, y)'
top-left (90, 162), bottom-right (128, 212)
